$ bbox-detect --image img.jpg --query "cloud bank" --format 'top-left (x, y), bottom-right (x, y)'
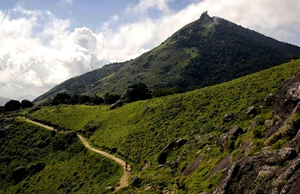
top-left (0, 0), bottom-right (300, 99)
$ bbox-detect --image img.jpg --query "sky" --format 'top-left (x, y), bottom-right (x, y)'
top-left (0, 0), bottom-right (300, 100)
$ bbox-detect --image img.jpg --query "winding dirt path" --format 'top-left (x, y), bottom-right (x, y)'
top-left (22, 118), bottom-right (131, 192)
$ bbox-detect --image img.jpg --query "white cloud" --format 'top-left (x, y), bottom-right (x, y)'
top-left (0, 0), bottom-right (300, 99)
top-left (126, 0), bottom-right (173, 14)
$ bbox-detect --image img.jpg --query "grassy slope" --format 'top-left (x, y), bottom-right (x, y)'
top-left (30, 59), bottom-right (300, 193)
top-left (0, 119), bottom-right (122, 194)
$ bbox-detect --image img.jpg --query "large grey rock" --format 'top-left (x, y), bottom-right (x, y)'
top-left (158, 138), bottom-right (187, 164)
top-left (242, 106), bottom-right (257, 115)
top-left (213, 148), bottom-right (299, 194)
top-left (264, 93), bottom-right (274, 102)
top-left (12, 166), bottom-right (27, 182)
top-left (110, 99), bottom-right (124, 110)
top-left (121, 88), bottom-right (134, 101)
top-left (229, 126), bottom-right (244, 137)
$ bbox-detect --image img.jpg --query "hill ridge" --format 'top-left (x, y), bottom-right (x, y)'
top-left (34, 12), bottom-right (300, 104)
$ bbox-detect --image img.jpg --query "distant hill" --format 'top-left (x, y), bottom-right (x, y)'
top-left (34, 12), bottom-right (300, 104)
top-left (17, 94), bottom-right (37, 102)
top-left (0, 96), bottom-right (11, 106)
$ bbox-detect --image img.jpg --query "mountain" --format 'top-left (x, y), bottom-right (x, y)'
top-left (34, 12), bottom-right (300, 104)
top-left (0, 96), bottom-right (11, 106)
top-left (17, 94), bottom-right (37, 102)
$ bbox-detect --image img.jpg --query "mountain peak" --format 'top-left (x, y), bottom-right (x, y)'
top-left (200, 11), bottom-right (210, 20)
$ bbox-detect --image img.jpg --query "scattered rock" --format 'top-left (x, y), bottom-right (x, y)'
top-left (131, 176), bottom-right (140, 186)
top-left (110, 99), bottom-right (124, 110)
top-left (209, 155), bottom-right (232, 177)
top-left (264, 93), bottom-right (275, 102)
top-left (158, 138), bottom-right (187, 164)
top-left (228, 126), bottom-right (244, 137)
top-left (182, 155), bottom-right (204, 176)
top-left (141, 162), bottom-right (152, 171)
top-left (29, 163), bottom-right (45, 175)
top-left (216, 133), bottom-right (229, 150)
top-left (289, 130), bottom-right (300, 149)
top-left (223, 114), bottom-right (234, 122)
top-left (243, 106), bottom-right (257, 115)
top-left (144, 185), bottom-right (154, 190)
top-left (258, 165), bottom-right (278, 177)
top-left (105, 186), bottom-right (114, 191)
top-left (213, 149), bottom-right (300, 194)
top-left (264, 119), bottom-right (272, 126)
top-left (278, 148), bottom-right (298, 161)
top-left (12, 166), bottom-right (27, 182)
top-left (274, 73), bottom-right (300, 118)
top-left (121, 88), bottom-right (134, 101)
top-left (29, 107), bottom-right (41, 114)
top-left (175, 139), bottom-right (187, 147)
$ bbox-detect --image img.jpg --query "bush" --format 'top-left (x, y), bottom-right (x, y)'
top-left (52, 93), bottom-right (71, 105)
top-left (21, 100), bottom-right (34, 109)
top-left (104, 93), bottom-right (120, 104)
top-left (4, 100), bottom-right (21, 111)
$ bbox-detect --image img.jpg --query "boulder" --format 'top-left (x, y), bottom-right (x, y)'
top-left (229, 126), bottom-right (244, 137)
top-left (131, 176), bottom-right (140, 186)
top-left (12, 166), bottom-right (27, 182)
top-left (29, 163), bottom-right (45, 175)
top-left (121, 88), bottom-right (134, 101)
top-left (264, 94), bottom-right (275, 102)
top-left (105, 186), bottom-right (114, 191)
top-left (213, 149), bottom-right (299, 194)
top-left (182, 155), bottom-right (204, 176)
top-left (216, 133), bottom-right (229, 149)
top-left (273, 73), bottom-right (300, 118)
top-left (29, 106), bottom-right (41, 114)
top-left (141, 162), bottom-right (152, 171)
top-left (158, 138), bottom-right (187, 164)
top-left (278, 148), bottom-right (298, 161)
top-left (110, 99), bottom-right (124, 110)
top-left (223, 114), bottom-right (234, 122)
top-left (242, 106), bottom-right (257, 115)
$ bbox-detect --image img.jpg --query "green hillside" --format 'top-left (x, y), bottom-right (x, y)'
top-left (29, 59), bottom-right (300, 193)
top-left (0, 118), bottom-right (122, 194)
top-left (34, 12), bottom-right (300, 104)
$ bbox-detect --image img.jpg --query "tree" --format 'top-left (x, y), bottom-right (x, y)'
top-left (90, 96), bottom-right (104, 105)
top-left (21, 99), bottom-right (34, 109)
top-left (104, 93), bottom-right (120, 104)
top-left (51, 93), bottom-right (71, 105)
top-left (4, 100), bottom-right (21, 111)
top-left (127, 83), bottom-right (152, 102)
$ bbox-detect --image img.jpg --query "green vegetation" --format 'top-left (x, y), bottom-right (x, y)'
top-left (34, 13), bottom-right (300, 105)
top-left (29, 59), bottom-right (300, 193)
top-left (0, 118), bottom-right (122, 194)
